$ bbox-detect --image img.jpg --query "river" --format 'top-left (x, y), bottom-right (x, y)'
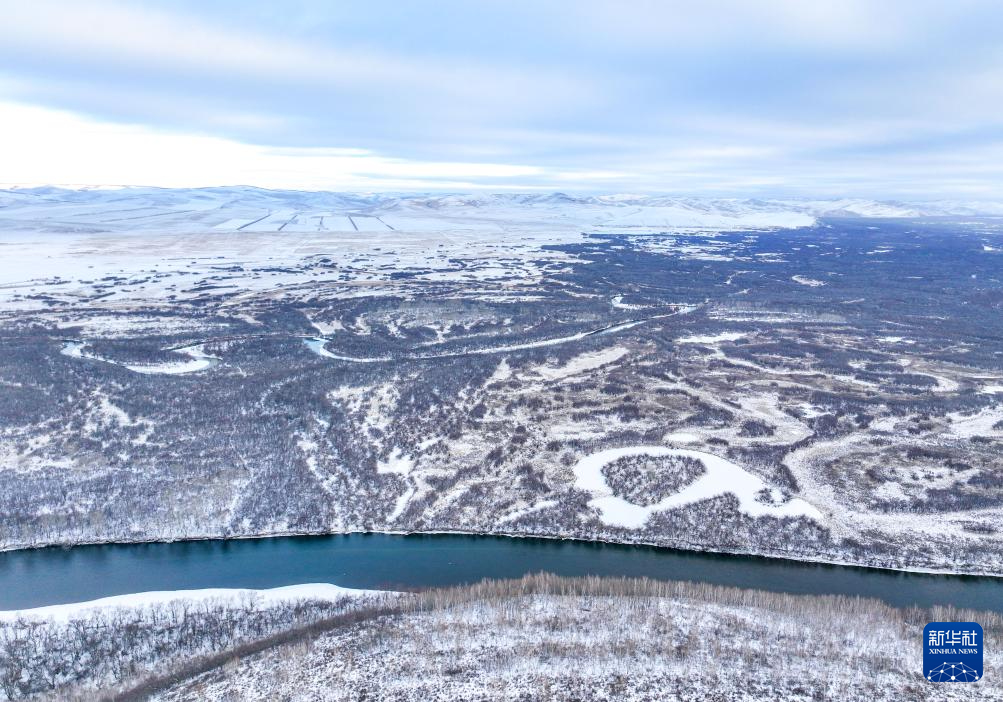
top-left (2, 534), bottom-right (1001, 613)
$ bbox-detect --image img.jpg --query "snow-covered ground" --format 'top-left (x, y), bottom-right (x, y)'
top-left (0, 188), bottom-right (821, 313)
top-left (4, 187), bottom-right (999, 318)
top-left (0, 188), bottom-right (820, 238)
top-left (0, 583), bottom-right (377, 623)
top-left (151, 574), bottom-right (1003, 702)
top-left (791, 274), bottom-right (826, 287)
top-left (4, 187), bottom-right (1003, 582)
top-left (3, 187), bottom-right (1002, 238)
top-left (0, 581), bottom-right (387, 700)
top-left (676, 331), bottom-right (747, 344)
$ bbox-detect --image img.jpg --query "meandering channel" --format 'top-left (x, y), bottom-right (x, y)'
top-left (61, 340), bottom-right (219, 374)
top-left (303, 318), bottom-right (647, 363)
top-left (1, 534), bottom-right (1000, 613)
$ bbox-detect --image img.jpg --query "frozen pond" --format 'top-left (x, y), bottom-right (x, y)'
top-left (572, 446), bottom-right (824, 529)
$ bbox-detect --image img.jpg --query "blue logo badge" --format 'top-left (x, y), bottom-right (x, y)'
top-left (924, 622), bottom-right (983, 682)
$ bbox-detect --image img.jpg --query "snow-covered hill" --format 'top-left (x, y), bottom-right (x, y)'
top-left (3, 186), bottom-right (998, 236)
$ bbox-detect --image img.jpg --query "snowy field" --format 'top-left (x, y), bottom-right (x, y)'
top-left (0, 188), bottom-right (821, 313)
top-left (5, 187), bottom-right (1000, 316)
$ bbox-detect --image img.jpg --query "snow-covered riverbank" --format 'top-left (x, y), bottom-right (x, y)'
top-left (0, 583), bottom-right (379, 622)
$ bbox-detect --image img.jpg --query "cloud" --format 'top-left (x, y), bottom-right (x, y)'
top-left (565, 0), bottom-right (908, 51)
top-left (0, 101), bottom-right (604, 191)
top-left (0, 0), bottom-right (598, 146)
top-left (1, 0), bottom-right (1002, 196)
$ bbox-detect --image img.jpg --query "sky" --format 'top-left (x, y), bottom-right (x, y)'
top-left (1, 0), bottom-right (1002, 197)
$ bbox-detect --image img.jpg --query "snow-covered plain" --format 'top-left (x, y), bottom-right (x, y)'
top-left (0, 188), bottom-right (820, 237)
top-left (3, 187), bottom-right (1003, 580)
top-left (4, 187), bottom-right (1000, 317)
top-left (0, 188), bottom-right (823, 313)
top-left (4, 187), bottom-right (1001, 238)
top-left (16, 187), bottom-right (995, 316)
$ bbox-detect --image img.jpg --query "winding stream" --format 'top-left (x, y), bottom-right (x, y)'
top-left (61, 341), bottom-right (220, 374)
top-left (303, 319), bottom-right (646, 363)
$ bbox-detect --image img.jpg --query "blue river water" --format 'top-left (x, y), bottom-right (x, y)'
top-left (1, 533), bottom-right (1000, 612)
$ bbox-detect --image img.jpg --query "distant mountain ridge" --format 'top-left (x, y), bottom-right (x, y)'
top-left (1, 186), bottom-right (1001, 235)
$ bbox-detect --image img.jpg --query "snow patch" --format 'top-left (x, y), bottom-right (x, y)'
top-left (387, 486), bottom-right (415, 521)
top-left (377, 449), bottom-right (414, 477)
top-left (878, 336), bottom-right (914, 345)
top-left (487, 358), bottom-right (512, 384)
top-left (662, 431), bottom-right (701, 444)
top-left (531, 347), bottom-right (629, 382)
top-left (310, 318), bottom-right (345, 335)
top-left (611, 295), bottom-right (646, 311)
top-left (498, 499), bottom-right (558, 524)
top-left (676, 332), bottom-right (746, 345)
top-left (947, 406), bottom-right (1003, 438)
top-left (303, 337), bottom-right (390, 363)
